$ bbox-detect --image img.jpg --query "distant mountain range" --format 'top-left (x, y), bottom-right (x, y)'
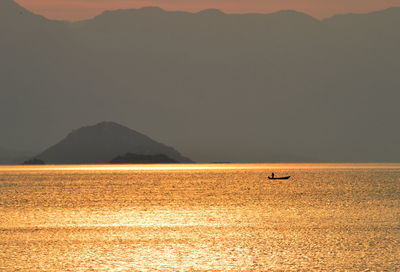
top-left (32, 122), bottom-right (192, 164)
top-left (1, 0), bottom-right (399, 162)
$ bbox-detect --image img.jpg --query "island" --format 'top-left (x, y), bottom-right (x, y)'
top-left (32, 121), bottom-right (193, 164)
top-left (23, 158), bottom-right (45, 165)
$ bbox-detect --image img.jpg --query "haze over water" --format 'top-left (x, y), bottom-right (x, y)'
top-left (1, 164), bottom-right (399, 271)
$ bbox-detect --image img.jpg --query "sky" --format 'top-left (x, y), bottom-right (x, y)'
top-left (15, 0), bottom-right (400, 21)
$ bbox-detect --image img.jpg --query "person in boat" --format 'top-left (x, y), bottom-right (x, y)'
top-left (271, 172), bottom-right (275, 178)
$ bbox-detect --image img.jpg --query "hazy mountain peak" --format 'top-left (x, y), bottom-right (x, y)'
top-left (0, 0), bottom-right (30, 16)
top-left (0, 0), bottom-right (62, 27)
top-left (197, 9), bottom-right (225, 16)
top-left (99, 120), bottom-right (120, 125)
top-left (97, 6), bottom-right (166, 18)
top-left (1, 0), bottom-right (21, 9)
top-left (137, 6), bottom-right (166, 13)
top-left (275, 9), bottom-right (307, 15)
top-left (268, 9), bottom-right (319, 23)
top-left (363, 6), bottom-right (400, 19)
top-left (382, 6), bottom-right (400, 13)
top-left (325, 6), bottom-right (400, 21)
top-left (93, 121), bottom-right (126, 129)
top-left (89, 6), bottom-right (171, 26)
top-left (67, 121), bottom-right (143, 139)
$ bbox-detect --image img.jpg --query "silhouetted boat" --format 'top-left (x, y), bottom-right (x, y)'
top-left (268, 176), bottom-right (291, 180)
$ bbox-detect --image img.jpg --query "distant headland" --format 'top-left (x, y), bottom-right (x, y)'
top-left (22, 122), bottom-right (192, 165)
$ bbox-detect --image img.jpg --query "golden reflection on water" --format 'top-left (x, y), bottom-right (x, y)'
top-left (1, 164), bottom-right (399, 271)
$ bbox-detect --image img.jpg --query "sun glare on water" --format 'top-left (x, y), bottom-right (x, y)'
top-left (0, 163), bottom-right (399, 270)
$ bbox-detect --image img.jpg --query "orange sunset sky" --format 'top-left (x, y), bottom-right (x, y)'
top-left (14, 0), bottom-right (400, 21)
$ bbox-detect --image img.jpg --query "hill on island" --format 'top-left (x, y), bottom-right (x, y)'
top-left (34, 122), bottom-right (192, 164)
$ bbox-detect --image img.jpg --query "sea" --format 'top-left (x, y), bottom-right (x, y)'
top-left (0, 164), bottom-right (399, 271)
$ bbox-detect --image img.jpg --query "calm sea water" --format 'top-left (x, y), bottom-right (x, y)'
top-left (0, 164), bottom-right (399, 271)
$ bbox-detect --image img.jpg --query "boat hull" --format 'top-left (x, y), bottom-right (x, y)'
top-left (268, 176), bottom-right (291, 180)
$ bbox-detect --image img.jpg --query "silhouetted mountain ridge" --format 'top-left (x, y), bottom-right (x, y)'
top-left (35, 122), bottom-right (192, 164)
top-left (0, 0), bottom-right (64, 29)
top-left (86, 6), bottom-right (318, 28)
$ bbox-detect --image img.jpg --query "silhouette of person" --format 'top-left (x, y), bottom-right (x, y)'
top-left (271, 172), bottom-right (275, 178)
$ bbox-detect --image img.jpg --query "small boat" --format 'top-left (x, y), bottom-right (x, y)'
top-left (268, 176), bottom-right (291, 180)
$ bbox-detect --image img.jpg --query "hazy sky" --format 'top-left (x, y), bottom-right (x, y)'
top-left (15, 0), bottom-right (400, 21)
